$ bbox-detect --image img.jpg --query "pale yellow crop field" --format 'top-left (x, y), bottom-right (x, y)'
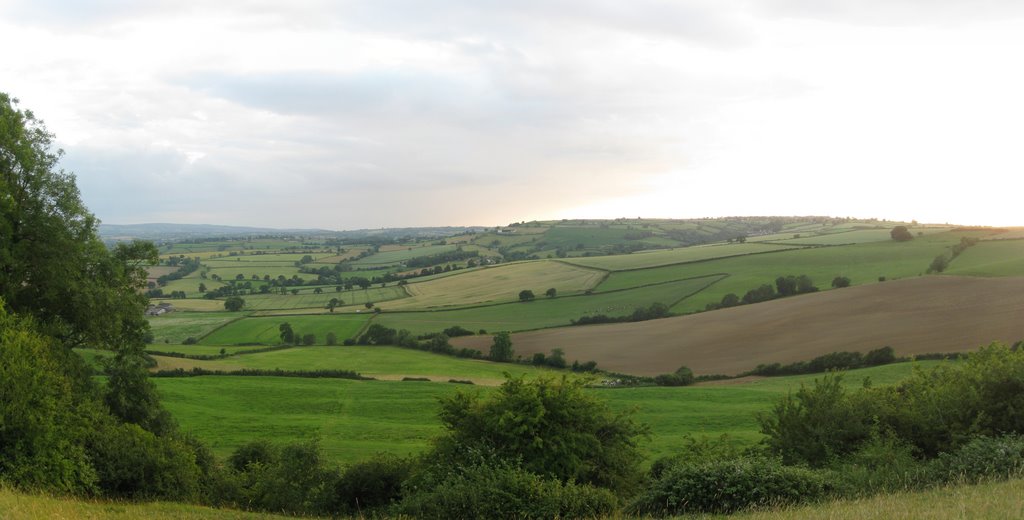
top-left (382, 260), bottom-right (606, 310)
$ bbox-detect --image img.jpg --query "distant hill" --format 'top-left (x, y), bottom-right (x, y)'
top-left (98, 223), bottom-right (485, 242)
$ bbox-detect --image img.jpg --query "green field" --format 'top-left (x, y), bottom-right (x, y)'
top-left (147, 311), bottom-right (245, 343)
top-left (562, 242), bottom-right (796, 271)
top-left (944, 239), bottom-right (1024, 277)
top-left (350, 244), bottom-right (456, 266)
top-left (597, 233), bottom-right (970, 313)
top-left (153, 361), bottom-right (935, 464)
top-left (206, 265), bottom-right (305, 280)
top-left (240, 285), bottom-right (407, 311)
top-left (198, 314), bottom-right (371, 345)
top-left (154, 345), bottom-right (558, 381)
top-left (374, 275), bottom-right (725, 335)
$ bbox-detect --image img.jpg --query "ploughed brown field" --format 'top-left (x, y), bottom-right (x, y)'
top-left (451, 276), bottom-right (1024, 376)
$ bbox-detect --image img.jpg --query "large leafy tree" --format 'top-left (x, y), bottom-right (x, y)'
top-left (0, 92), bottom-right (157, 351)
top-left (435, 376), bottom-right (648, 494)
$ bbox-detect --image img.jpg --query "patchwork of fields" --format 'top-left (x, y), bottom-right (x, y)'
top-left (134, 220), bottom-right (1024, 474)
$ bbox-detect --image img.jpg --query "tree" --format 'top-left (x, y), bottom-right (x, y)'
top-left (546, 347), bottom-right (567, 369)
top-left (224, 296), bottom-right (245, 311)
top-left (545, 287), bottom-right (557, 298)
top-left (1, 93), bottom-right (157, 351)
top-left (325, 332), bottom-right (338, 346)
top-left (654, 366), bottom-right (696, 387)
top-left (890, 225), bottom-right (914, 241)
top-left (364, 301), bottom-right (374, 309)
top-left (518, 290), bottom-right (535, 302)
top-left (831, 276), bottom-right (851, 288)
top-left (720, 293), bottom-right (740, 308)
top-left (326, 297), bottom-right (341, 313)
top-left (279, 322), bottom-right (295, 344)
top-left (313, 287), bottom-right (323, 294)
top-left (489, 331), bottom-right (514, 362)
top-left (434, 376), bottom-right (648, 493)
top-left (928, 254), bottom-right (950, 273)
top-left (301, 333), bottom-right (316, 346)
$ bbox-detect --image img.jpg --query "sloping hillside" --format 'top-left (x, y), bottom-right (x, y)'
top-left (453, 276), bottom-right (1024, 375)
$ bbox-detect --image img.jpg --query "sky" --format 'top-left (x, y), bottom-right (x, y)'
top-left (2, 1), bottom-right (1022, 229)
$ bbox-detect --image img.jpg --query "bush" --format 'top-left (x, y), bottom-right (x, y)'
top-left (928, 434), bottom-right (1024, 484)
top-left (397, 460), bottom-right (618, 520)
top-left (654, 366), bottom-right (695, 386)
top-left (758, 374), bottom-right (876, 466)
top-left (831, 276), bottom-right (851, 288)
top-left (828, 434), bottom-right (928, 497)
top-left (335, 453), bottom-right (414, 513)
top-left (433, 376), bottom-right (647, 494)
top-left (227, 440), bottom-right (339, 516)
top-left (86, 422), bottom-right (201, 500)
top-left (630, 457), bottom-right (831, 516)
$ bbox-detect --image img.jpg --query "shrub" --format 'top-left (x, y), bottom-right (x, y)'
top-left (928, 434), bottom-right (1024, 484)
top-left (397, 461), bottom-right (617, 520)
top-left (630, 457), bottom-right (830, 516)
top-left (335, 453), bottom-right (414, 513)
top-left (828, 433), bottom-right (928, 497)
top-left (831, 276), bottom-right (851, 288)
top-left (433, 376), bottom-right (647, 494)
top-left (758, 374), bottom-right (876, 466)
top-left (86, 421), bottom-right (201, 500)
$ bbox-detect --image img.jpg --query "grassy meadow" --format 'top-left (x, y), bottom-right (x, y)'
top-left (153, 361), bottom-right (936, 464)
top-left (197, 314), bottom-right (371, 345)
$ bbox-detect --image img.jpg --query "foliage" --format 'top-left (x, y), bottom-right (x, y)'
top-left (433, 375), bottom-right (648, 494)
top-left (223, 296), bottom-right (245, 311)
top-left (0, 305), bottom-right (95, 492)
top-left (85, 421), bottom-right (201, 500)
top-left (334, 453), bottom-right (414, 513)
top-left (928, 254), bottom-right (949, 273)
top-left (760, 344), bottom-right (1024, 465)
top-left (891, 225), bottom-right (914, 241)
top-left (488, 331), bottom-right (514, 361)
top-left (518, 289), bottom-right (536, 301)
top-left (748, 346), bottom-right (897, 377)
top-left (654, 365), bottom-right (695, 386)
top-left (831, 275), bottom-right (851, 288)
top-left (758, 374), bottom-right (875, 466)
top-left (630, 456), bottom-right (831, 516)
top-left (397, 457), bottom-right (618, 520)
top-left (928, 434), bottom-right (1024, 484)
top-left (0, 92), bottom-right (157, 352)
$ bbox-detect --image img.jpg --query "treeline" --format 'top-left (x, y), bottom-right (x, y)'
top-left (571, 302), bottom-right (670, 326)
top-left (744, 346), bottom-right (898, 376)
top-left (151, 367), bottom-right (372, 379)
top-left (154, 256), bottom-right (201, 285)
top-left (405, 249), bottom-right (479, 268)
top-left (705, 274), bottom-right (830, 311)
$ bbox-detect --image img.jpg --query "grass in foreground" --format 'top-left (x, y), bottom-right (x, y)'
top-left (0, 485), bottom-right (289, 520)
top-left (710, 477), bottom-right (1024, 520)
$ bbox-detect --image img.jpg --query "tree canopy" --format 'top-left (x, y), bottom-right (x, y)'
top-left (434, 376), bottom-right (648, 494)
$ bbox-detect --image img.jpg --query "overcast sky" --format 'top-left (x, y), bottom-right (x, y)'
top-left (2, 1), bottom-right (1022, 229)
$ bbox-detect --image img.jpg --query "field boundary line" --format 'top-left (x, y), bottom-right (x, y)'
top-left (363, 273), bottom-right (730, 316)
top-left (566, 245), bottom-right (819, 277)
top-left (194, 315), bottom-right (248, 343)
top-left (668, 273), bottom-right (730, 308)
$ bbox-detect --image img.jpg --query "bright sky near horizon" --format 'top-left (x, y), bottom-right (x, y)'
top-left (1, 1), bottom-right (1022, 229)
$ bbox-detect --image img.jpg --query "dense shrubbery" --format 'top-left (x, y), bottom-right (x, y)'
top-left (631, 457), bottom-right (831, 515)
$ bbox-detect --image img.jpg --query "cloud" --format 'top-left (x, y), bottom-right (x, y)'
top-left (754, 0), bottom-right (1024, 25)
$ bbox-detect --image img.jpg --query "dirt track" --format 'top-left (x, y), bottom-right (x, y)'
top-left (451, 276), bottom-right (1024, 376)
